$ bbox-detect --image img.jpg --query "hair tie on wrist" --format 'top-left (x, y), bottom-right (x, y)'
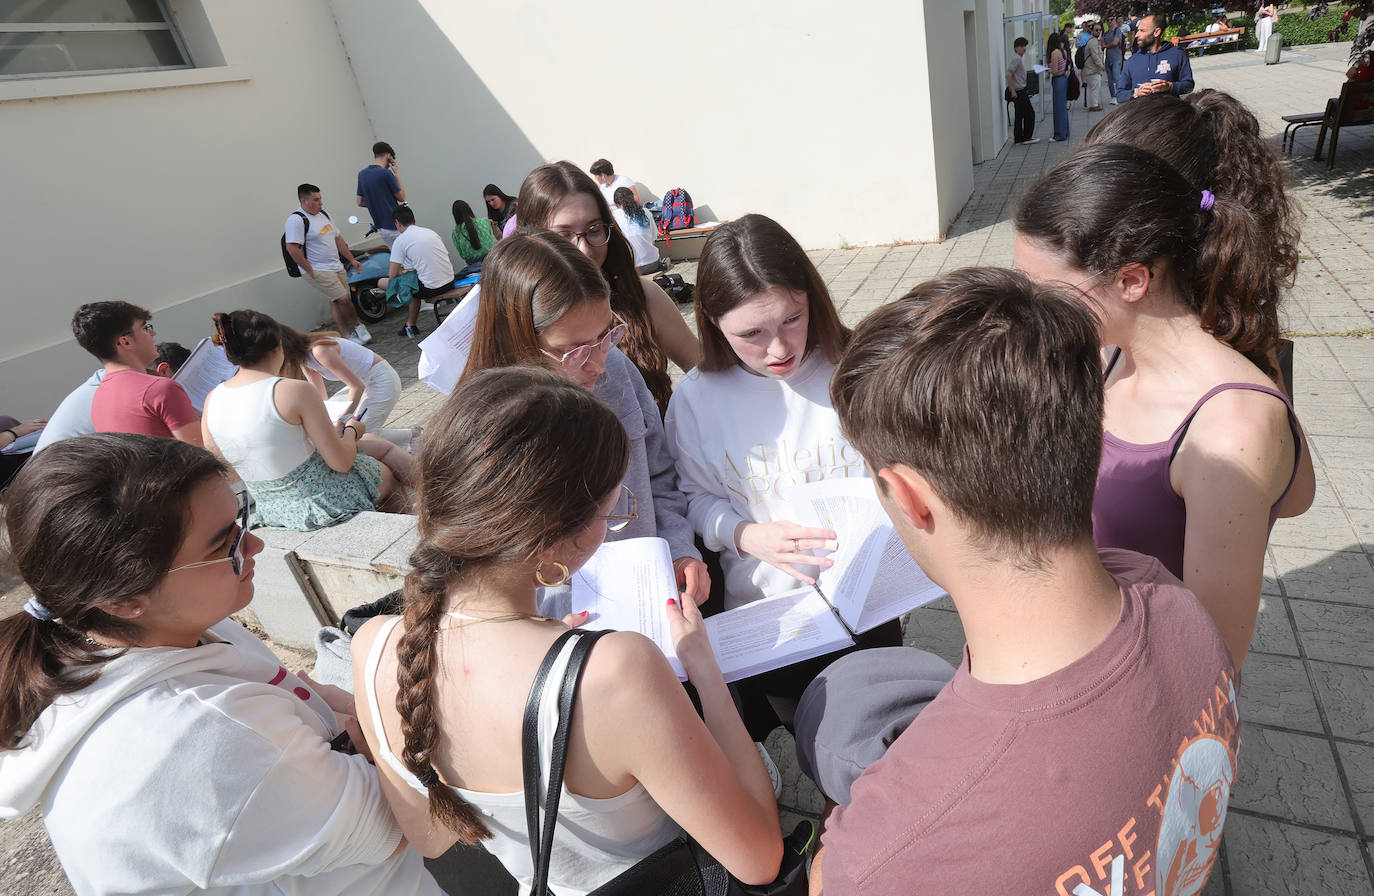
top-left (23, 597), bottom-right (57, 622)
top-left (2, 429), bottom-right (16, 441)
top-left (1199, 190), bottom-right (1216, 212)
top-left (417, 766), bottom-right (440, 788)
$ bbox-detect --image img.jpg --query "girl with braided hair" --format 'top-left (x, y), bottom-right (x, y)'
top-left (349, 367), bottom-right (782, 892)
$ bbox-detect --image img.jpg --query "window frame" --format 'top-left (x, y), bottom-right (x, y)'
top-left (0, 0), bottom-right (194, 82)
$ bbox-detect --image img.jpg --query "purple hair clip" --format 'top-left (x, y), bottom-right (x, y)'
top-left (1199, 190), bottom-right (1216, 212)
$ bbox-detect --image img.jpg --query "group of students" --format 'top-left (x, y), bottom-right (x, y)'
top-left (0, 87), bottom-right (1312, 894)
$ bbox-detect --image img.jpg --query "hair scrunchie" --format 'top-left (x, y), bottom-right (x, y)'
top-left (23, 597), bottom-right (57, 622)
top-left (417, 765), bottom-right (441, 788)
top-left (1199, 190), bottom-right (1216, 212)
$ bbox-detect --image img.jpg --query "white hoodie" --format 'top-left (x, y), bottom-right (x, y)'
top-left (0, 619), bottom-right (439, 896)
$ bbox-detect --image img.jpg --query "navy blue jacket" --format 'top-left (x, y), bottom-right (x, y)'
top-left (1116, 44), bottom-right (1194, 103)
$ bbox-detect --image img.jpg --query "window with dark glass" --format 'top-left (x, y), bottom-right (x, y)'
top-left (0, 0), bottom-right (191, 80)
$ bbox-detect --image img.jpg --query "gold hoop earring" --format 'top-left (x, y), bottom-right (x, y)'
top-left (534, 561), bottom-right (571, 588)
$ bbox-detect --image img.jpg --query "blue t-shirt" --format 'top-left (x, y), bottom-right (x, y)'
top-left (355, 166), bottom-right (401, 230)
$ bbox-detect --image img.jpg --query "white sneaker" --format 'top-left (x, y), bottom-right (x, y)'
top-left (755, 742), bottom-right (783, 798)
top-left (419, 301), bottom-right (434, 313)
top-left (353, 324), bottom-right (372, 345)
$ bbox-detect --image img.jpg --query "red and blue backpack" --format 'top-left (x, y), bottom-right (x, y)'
top-left (657, 188), bottom-right (695, 242)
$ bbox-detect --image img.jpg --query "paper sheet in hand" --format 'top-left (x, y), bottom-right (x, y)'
top-left (417, 285), bottom-right (482, 395)
top-left (172, 337), bottom-right (239, 412)
top-left (570, 537), bottom-right (862, 683)
top-left (786, 478), bottom-right (946, 633)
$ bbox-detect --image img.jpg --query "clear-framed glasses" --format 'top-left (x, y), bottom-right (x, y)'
top-left (540, 314), bottom-right (628, 369)
top-left (552, 220), bottom-right (614, 248)
top-left (169, 492), bottom-right (249, 576)
top-left (123, 321), bottom-right (155, 338)
top-left (595, 485), bottom-right (637, 532)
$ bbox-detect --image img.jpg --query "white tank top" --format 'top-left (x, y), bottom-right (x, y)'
top-left (305, 337), bottom-right (375, 382)
top-left (363, 617), bottom-right (680, 896)
top-left (205, 377), bottom-right (314, 481)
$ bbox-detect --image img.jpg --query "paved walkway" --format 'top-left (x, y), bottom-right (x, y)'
top-left (4, 41), bottom-right (1370, 896)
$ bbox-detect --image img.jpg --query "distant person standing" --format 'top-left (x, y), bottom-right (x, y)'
top-left (284, 184), bottom-right (369, 344)
top-left (1116, 12), bottom-right (1194, 103)
top-left (75, 301), bottom-right (202, 445)
top-left (355, 141), bottom-right (406, 249)
top-left (1083, 22), bottom-right (1107, 111)
top-left (1047, 32), bottom-right (1071, 142)
top-left (1256, 3), bottom-right (1278, 54)
top-left (1007, 37), bottom-right (1039, 145)
top-left (1103, 16), bottom-right (1125, 102)
top-left (379, 206), bottom-right (455, 339)
top-left (589, 158), bottom-right (641, 207)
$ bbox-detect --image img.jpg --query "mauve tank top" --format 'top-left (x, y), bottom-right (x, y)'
top-left (1093, 367), bottom-right (1303, 581)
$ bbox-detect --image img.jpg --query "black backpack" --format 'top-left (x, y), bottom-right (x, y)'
top-left (652, 273), bottom-right (694, 304)
top-left (1074, 41), bottom-right (1086, 70)
top-left (281, 209), bottom-right (347, 277)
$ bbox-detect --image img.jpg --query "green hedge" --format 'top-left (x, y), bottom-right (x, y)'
top-left (1274, 6), bottom-right (1351, 47)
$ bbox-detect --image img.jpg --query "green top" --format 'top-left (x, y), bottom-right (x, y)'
top-left (452, 219), bottom-right (496, 264)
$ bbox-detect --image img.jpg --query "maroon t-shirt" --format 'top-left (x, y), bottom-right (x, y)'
top-left (91, 369), bottom-right (198, 438)
top-left (822, 549), bottom-right (1240, 896)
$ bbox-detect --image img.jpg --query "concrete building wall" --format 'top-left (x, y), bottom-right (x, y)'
top-left (1, 0), bottom-right (375, 418)
top-left (329, 0), bottom-right (1029, 256)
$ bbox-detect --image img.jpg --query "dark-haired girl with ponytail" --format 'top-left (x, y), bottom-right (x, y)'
top-left (0, 434), bottom-right (439, 895)
top-left (350, 367), bottom-right (782, 892)
top-left (1015, 142), bottom-right (1311, 667)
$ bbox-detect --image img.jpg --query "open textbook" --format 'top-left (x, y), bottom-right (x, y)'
top-left (571, 480), bottom-right (945, 681)
top-left (172, 337), bottom-right (238, 412)
top-left (416, 285), bottom-right (481, 394)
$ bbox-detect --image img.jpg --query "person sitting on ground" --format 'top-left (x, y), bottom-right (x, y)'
top-left (483, 183), bottom-right (518, 234)
top-left (458, 231), bottom-right (708, 603)
top-left (34, 340), bottom-right (190, 454)
top-left (450, 198), bottom-right (497, 273)
top-left (1014, 143), bottom-right (1309, 667)
top-left (0, 433), bottom-right (441, 895)
top-left (350, 366), bottom-right (782, 892)
top-left (74, 301), bottom-right (202, 446)
top-left (356, 141), bottom-right (406, 249)
top-left (0, 416), bottom-right (45, 490)
top-left (800, 267), bottom-right (1239, 894)
top-left (514, 161), bottom-right (702, 405)
top-left (278, 325), bottom-right (406, 434)
top-left (589, 157), bottom-right (641, 207)
top-left (202, 310), bottom-right (412, 530)
top-left (377, 205), bottom-right (456, 340)
top-left (611, 186), bottom-right (662, 274)
top-left (665, 214), bottom-right (903, 740)
top-left (284, 183), bottom-right (370, 345)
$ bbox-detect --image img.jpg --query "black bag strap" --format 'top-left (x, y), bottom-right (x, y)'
top-left (523, 628), bottom-right (612, 896)
top-left (292, 210), bottom-right (310, 241)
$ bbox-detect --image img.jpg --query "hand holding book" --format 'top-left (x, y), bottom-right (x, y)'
top-left (734, 519), bottom-right (839, 586)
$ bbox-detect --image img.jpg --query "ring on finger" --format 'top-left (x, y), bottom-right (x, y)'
top-left (792, 538), bottom-right (800, 552)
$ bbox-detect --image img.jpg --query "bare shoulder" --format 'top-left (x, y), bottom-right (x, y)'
top-left (579, 631), bottom-right (680, 711)
top-left (1178, 384), bottom-right (1295, 482)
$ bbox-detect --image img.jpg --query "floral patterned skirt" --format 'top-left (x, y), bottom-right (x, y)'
top-left (246, 451), bottom-right (383, 531)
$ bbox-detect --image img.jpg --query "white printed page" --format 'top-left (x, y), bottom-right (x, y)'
top-left (173, 337), bottom-right (238, 412)
top-left (416, 285), bottom-right (481, 395)
top-left (705, 589), bottom-right (851, 683)
top-left (851, 527), bottom-right (947, 632)
top-left (570, 537), bottom-right (684, 679)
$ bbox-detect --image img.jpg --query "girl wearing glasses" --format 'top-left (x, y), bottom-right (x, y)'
top-left (461, 232), bottom-right (709, 605)
top-left (514, 161), bottom-right (701, 414)
top-left (664, 214), bottom-right (903, 738)
top-left (202, 310), bottom-right (413, 530)
top-left (0, 434), bottom-right (440, 895)
top-left (350, 367), bottom-right (782, 891)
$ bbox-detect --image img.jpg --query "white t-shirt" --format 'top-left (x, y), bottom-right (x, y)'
top-left (306, 336), bottom-right (376, 382)
top-left (599, 174), bottom-right (635, 206)
top-left (284, 208), bottom-right (344, 271)
top-left (612, 207), bottom-right (660, 267)
top-left (391, 225), bottom-right (455, 289)
top-left (664, 350), bottom-right (869, 609)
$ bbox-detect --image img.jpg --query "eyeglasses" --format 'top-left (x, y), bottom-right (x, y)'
top-left (540, 314), bottom-right (628, 369)
top-left (552, 220), bottom-right (614, 248)
top-left (123, 321), bottom-right (155, 338)
top-left (595, 485), bottom-right (637, 532)
top-left (168, 493), bottom-right (249, 576)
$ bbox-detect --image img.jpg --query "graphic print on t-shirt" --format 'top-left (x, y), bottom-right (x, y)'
top-left (722, 437), bottom-right (865, 506)
top-left (1053, 666), bottom-right (1239, 896)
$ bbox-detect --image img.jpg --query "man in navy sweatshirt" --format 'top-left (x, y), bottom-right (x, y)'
top-left (1116, 11), bottom-right (1194, 103)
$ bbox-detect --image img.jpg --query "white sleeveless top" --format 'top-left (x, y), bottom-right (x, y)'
top-left (305, 337), bottom-right (375, 382)
top-left (363, 617), bottom-right (680, 896)
top-left (205, 377), bottom-right (313, 481)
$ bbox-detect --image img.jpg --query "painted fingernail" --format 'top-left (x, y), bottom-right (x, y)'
top-left (667, 598), bottom-right (677, 606)
top-left (579, 611), bottom-right (589, 617)
top-left (824, 559), bottom-right (834, 567)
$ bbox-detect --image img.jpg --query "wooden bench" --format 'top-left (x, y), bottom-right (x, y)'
top-left (431, 282), bottom-right (478, 326)
top-left (1174, 26), bottom-right (1245, 54)
top-left (1313, 79), bottom-right (1374, 170)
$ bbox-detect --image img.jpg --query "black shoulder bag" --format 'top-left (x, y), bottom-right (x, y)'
top-left (522, 630), bottom-right (813, 896)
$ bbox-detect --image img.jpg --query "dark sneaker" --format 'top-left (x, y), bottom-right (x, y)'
top-left (399, 324), bottom-right (421, 339)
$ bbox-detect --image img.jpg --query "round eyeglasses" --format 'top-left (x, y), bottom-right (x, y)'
top-left (540, 314), bottom-right (628, 370)
top-left (596, 485), bottom-right (637, 532)
top-left (552, 220), bottom-right (614, 248)
top-left (168, 493), bottom-right (249, 576)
